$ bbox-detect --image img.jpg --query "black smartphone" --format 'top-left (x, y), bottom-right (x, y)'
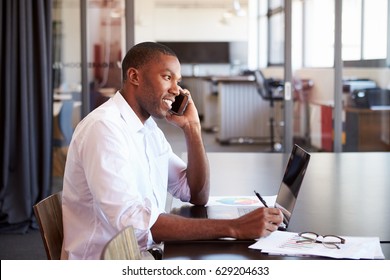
top-left (169, 92), bottom-right (189, 116)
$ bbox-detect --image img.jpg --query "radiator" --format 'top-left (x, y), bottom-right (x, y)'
top-left (182, 77), bottom-right (204, 116)
top-left (202, 79), bottom-right (219, 130)
top-left (217, 82), bottom-right (283, 143)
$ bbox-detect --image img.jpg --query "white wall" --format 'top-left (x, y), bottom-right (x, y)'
top-left (134, 1), bottom-right (248, 43)
top-left (134, 0), bottom-right (249, 76)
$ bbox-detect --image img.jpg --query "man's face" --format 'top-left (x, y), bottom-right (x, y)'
top-left (135, 54), bottom-right (182, 121)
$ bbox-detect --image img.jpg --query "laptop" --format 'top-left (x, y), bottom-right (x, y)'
top-left (206, 144), bottom-right (311, 230)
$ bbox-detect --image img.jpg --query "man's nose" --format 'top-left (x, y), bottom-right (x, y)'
top-left (170, 83), bottom-right (181, 96)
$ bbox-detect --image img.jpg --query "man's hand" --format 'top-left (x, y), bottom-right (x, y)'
top-left (165, 89), bottom-right (200, 129)
top-left (231, 207), bottom-right (283, 239)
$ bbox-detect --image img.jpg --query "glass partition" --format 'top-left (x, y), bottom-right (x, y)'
top-left (51, 0), bottom-right (126, 179)
top-left (52, 0), bottom-right (82, 178)
top-left (87, 0), bottom-right (125, 110)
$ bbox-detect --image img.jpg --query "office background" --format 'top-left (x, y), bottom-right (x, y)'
top-left (0, 0), bottom-right (389, 259)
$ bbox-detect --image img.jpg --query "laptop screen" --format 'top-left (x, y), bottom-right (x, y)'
top-left (275, 144), bottom-right (311, 228)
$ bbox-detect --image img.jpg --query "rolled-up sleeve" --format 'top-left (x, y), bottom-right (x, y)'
top-left (167, 153), bottom-right (191, 202)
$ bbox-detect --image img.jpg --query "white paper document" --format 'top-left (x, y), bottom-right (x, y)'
top-left (249, 231), bottom-right (385, 259)
top-left (206, 195), bottom-right (277, 207)
top-left (203, 196), bottom-right (277, 220)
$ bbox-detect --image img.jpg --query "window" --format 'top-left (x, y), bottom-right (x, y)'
top-left (304, 0), bottom-right (335, 67)
top-left (267, 0), bottom-right (285, 65)
top-left (269, 11), bottom-right (284, 65)
top-left (343, 0), bottom-right (388, 62)
top-left (342, 0), bottom-right (362, 60)
top-left (267, 0), bottom-right (389, 67)
top-left (362, 0), bottom-right (387, 59)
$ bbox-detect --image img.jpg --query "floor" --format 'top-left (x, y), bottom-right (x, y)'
top-left (0, 117), bottom-right (312, 260)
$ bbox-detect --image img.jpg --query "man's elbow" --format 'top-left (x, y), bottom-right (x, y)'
top-left (190, 196), bottom-right (208, 206)
top-left (189, 184), bottom-right (210, 206)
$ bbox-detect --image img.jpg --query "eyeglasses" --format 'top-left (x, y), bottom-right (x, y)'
top-left (296, 232), bottom-right (346, 249)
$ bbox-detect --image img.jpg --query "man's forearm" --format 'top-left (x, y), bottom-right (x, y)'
top-left (151, 207), bottom-right (283, 244)
top-left (183, 122), bottom-right (210, 205)
top-left (151, 213), bottom-right (233, 243)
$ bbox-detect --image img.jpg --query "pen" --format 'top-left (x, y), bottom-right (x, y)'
top-left (254, 190), bottom-right (269, 208)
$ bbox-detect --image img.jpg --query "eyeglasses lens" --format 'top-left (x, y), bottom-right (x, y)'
top-left (300, 232), bottom-right (317, 243)
top-left (323, 236), bottom-right (343, 249)
top-left (298, 233), bottom-right (343, 249)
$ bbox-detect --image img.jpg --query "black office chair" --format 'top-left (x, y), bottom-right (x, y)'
top-left (253, 70), bottom-right (284, 151)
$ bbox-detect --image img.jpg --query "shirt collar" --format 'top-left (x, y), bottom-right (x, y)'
top-left (112, 91), bottom-right (157, 133)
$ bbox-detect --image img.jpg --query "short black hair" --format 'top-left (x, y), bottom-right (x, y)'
top-left (121, 42), bottom-right (177, 81)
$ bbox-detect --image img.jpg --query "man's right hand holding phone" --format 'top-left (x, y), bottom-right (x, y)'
top-left (169, 91), bottom-right (189, 116)
top-left (166, 89), bottom-right (201, 130)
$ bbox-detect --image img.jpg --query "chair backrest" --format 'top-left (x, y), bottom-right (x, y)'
top-left (101, 226), bottom-right (142, 260)
top-left (33, 191), bottom-right (63, 260)
top-left (253, 70), bottom-right (273, 100)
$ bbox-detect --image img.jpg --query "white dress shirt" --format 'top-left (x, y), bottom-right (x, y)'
top-left (61, 92), bottom-right (191, 259)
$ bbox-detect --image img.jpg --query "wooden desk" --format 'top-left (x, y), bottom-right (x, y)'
top-left (164, 152), bottom-right (390, 259)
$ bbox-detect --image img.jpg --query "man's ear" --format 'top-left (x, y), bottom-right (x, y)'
top-left (126, 68), bottom-right (139, 86)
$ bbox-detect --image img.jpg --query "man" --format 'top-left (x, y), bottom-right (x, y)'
top-left (61, 42), bottom-right (282, 259)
